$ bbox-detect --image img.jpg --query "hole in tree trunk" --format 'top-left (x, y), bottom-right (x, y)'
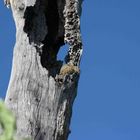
top-left (23, 0), bottom-right (65, 77)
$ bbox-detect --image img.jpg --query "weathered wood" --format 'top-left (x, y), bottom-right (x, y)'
top-left (4, 0), bottom-right (83, 140)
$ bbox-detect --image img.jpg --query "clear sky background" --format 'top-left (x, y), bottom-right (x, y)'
top-left (1, 0), bottom-right (140, 140)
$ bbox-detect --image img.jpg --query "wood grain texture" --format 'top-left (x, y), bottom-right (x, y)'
top-left (4, 0), bottom-right (82, 139)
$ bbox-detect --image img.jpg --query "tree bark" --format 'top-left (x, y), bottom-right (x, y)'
top-left (4, 0), bottom-right (83, 140)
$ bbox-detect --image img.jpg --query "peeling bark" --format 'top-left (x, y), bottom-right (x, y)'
top-left (4, 0), bottom-right (83, 140)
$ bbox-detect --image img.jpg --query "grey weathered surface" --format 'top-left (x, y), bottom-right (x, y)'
top-left (4, 0), bottom-right (83, 140)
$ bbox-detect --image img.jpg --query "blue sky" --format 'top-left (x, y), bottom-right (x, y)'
top-left (1, 0), bottom-right (140, 140)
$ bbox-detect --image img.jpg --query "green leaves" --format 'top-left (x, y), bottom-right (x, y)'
top-left (0, 100), bottom-right (16, 140)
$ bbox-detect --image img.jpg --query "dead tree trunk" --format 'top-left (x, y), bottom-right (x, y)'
top-left (4, 0), bottom-right (83, 139)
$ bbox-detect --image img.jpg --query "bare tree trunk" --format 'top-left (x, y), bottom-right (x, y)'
top-left (4, 0), bottom-right (83, 139)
